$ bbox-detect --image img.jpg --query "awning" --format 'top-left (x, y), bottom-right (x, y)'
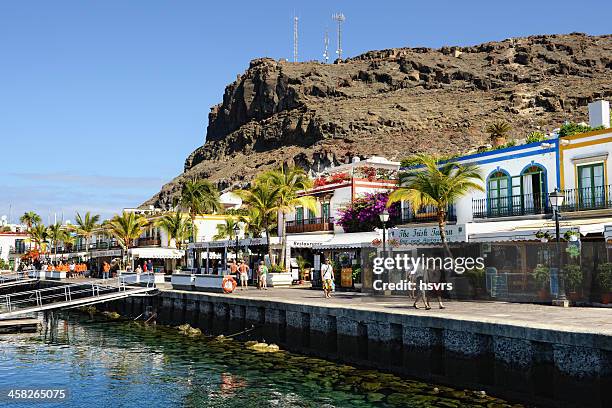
top-left (128, 247), bottom-right (185, 259)
top-left (313, 231), bottom-right (380, 250)
top-left (468, 217), bottom-right (612, 242)
top-left (283, 234), bottom-right (334, 248)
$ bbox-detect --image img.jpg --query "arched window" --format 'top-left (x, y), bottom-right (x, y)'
top-left (521, 165), bottom-right (546, 213)
top-left (487, 170), bottom-right (510, 216)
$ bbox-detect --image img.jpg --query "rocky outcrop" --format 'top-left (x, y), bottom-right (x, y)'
top-left (145, 33), bottom-right (612, 208)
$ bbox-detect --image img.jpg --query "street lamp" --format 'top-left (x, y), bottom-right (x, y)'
top-left (548, 188), bottom-right (567, 304)
top-left (233, 224), bottom-right (241, 264)
top-left (379, 209), bottom-right (390, 258)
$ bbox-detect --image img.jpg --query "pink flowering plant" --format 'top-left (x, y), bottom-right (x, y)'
top-left (337, 192), bottom-right (400, 233)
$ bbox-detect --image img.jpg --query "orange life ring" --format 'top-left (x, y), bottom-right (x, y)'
top-left (222, 276), bottom-right (237, 293)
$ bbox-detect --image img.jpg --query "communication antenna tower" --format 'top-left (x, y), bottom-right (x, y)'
top-left (332, 12), bottom-right (346, 60)
top-left (293, 14), bottom-right (299, 62)
top-left (323, 29), bottom-right (329, 63)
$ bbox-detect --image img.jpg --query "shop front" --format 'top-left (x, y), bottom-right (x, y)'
top-left (311, 231), bottom-right (380, 290)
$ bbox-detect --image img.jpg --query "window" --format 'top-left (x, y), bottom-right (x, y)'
top-left (295, 207), bottom-right (304, 224)
top-left (578, 163), bottom-right (605, 208)
top-left (488, 171), bottom-right (509, 216)
top-left (521, 165), bottom-right (546, 213)
top-left (321, 202), bottom-right (330, 221)
top-left (307, 208), bottom-right (316, 221)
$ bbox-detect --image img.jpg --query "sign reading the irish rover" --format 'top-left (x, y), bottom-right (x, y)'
top-left (389, 224), bottom-right (467, 245)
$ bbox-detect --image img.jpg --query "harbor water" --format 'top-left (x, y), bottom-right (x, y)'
top-left (0, 313), bottom-right (522, 407)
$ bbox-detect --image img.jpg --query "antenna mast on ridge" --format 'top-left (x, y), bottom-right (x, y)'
top-left (323, 29), bottom-right (329, 63)
top-left (332, 12), bottom-right (345, 61)
top-left (293, 14), bottom-right (299, 62)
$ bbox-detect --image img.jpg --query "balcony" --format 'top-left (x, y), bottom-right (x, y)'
top-left (90, 241), bottom-right (121, 251)
top-left (562, 185), bottom-right (612, 212)
top-left (473, 186), bottom-right (612, 219)
top-left (473, 192), bottom-right (551, 219)
top-left (136, 237), bottom-right (161, 247)
top-left (286, 217), bottom-right (334, 234)
top-left (401, 205), bottom-right (457, 224)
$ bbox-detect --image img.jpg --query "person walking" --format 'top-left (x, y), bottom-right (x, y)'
top-left (69, 261), bottom-right (76, 279)
top-left (321, 258), bottom-right (334, 298)
top-left (147, 259), bottom-right (153, 273)
top-left (257, 261), bottom-right (268, 290)
top-left (143, 261), bottom-right (148, 273)
top-left (238, 260), bottom-right (249, 290)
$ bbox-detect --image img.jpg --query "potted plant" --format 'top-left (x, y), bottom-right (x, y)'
top-left (533, 264), bottom-right (551, 299)
top-left (296, 256), bottom-right (311, 283)
top-left (535, 230), bottom-right (552, 243)
top-left (563, 264), bottom-right (583, 301)
top-left (465, 267), bottom-right (486, 297)
top-left (596, 263), bottom-right (612, 304)
top-left (563, 230), bottom-right (580, 242)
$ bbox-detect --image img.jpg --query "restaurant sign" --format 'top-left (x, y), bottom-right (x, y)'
top-left (389, 224), bottom-right (467, 245)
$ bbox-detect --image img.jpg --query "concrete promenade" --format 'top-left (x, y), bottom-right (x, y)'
top-left (172, 285), bottom-right (612, 337)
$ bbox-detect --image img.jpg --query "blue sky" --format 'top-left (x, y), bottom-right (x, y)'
top-left (1, 0), bottom-right (610, 223)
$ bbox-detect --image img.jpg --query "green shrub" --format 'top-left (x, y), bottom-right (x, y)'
top-left (526, 131), bottom-right (546, 143)
top-left (559, 122), bottom-right (603, 137)
top-left (597, 263), bottom-right (612, 292)
top-left (533, 264), bottom-right (550, 287)
top-left (563, 264), bottom-right (583, 292)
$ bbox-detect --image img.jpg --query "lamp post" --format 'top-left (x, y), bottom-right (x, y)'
top-left (379, 209), bottom-right (390, 258)
top-left (548, 188), bottom-right (567, 305)
top-left (233, 224), bottom-right (240, 264)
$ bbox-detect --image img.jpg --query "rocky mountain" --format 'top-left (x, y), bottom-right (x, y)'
top-left (144, 33), bottom-right (612, 208)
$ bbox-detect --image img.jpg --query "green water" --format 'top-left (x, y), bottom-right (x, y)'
top-left (0, 314), bottom-right (520, 407)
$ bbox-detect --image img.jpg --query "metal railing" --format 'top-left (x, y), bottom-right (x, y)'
top-left (562, 185), bottom-right (612, 212)
top-left (0, 278), bottom-right (126, 314)
top-left (472, 193), bottom-right (550, 219)
top-left (136, 237), bottom-right (161, 247)
top-left (286, 217), bottom-right (335, 233)
top-left (473, 185), bottom-right (612, 219)
top-left (0, 275), bottom-right (155, 316)
top-left (401, 205), bottom-right (457, 223)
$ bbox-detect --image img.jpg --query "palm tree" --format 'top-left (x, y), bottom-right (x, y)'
top-left (180, 179), bottom-right (222, 244)
top-left (156, 211), bottom-right (192, 269)
top-left (156, 211), bottom-right (192, 249)
top-left (257, 166), bottom-right (317, 268)
top-left (20, 211), bottom-right (42, 251)
top-left (105, 212), bottom-right (149, 268)
top-left (29, 223), bottom-right (49, 252)
top-left (486, 120), bottom-right (512, 147)
top-left (388, 154), bottom-right (483, 256)
top-left (74, 212), bottom-right (100, 260)
top-left (213, 217), bottom-right (240, 240)
top-left (235, 182), bottom-right (281, 262)
top-left (20, 211), bottom-right (41, 229)
top-left (239, 207), bottom-right (269, 238)
top-left (47, 222), bottom-right (70, 262)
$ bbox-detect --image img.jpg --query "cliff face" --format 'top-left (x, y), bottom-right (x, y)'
top-left (145, 33), bottom-right (612, 208)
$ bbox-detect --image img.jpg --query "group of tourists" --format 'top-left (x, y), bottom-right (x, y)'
top-left (228, 260), bottom-right (269, 290)
top-left (129, 259), bottom-right (154, 274)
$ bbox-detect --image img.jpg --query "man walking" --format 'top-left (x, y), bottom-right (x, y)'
top-left (321, 258), bottom-right (334, 298)
top-left (238, 260), bottom-right (249, 290)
